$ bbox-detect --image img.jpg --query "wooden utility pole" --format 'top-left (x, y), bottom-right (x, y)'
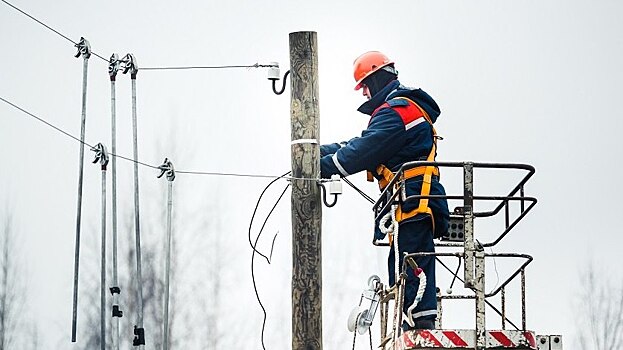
top-left (289, 31), bottom-right (322, 350)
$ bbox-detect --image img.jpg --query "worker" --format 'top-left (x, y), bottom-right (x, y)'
top-left (320, 51), bottom-right (449, 330)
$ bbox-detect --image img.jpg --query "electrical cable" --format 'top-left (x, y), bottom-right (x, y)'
top-left (247, 172), bottom-right (290, 263)
top-left (0, 96), bottom-right (323, 181)
top-left (435, 257), bottom-right (520, 330)
top-left (140, 63), bottom-right (277, 71)
top-left (488, 247), bottom-right (500, 294)
top-left (1, 0), bottom-right (108, 62)
top-left (2, 0), bottom-right (277, 72)
top-left (0, 96), bottom-right (93, 148)
top-left (342, 177), bottom-right (375, 204)
top-left (249, 181), bottom-right (290, 350)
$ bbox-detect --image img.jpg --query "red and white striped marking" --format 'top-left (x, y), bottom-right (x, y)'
top-left (394, 329), bottom-right (537, 349)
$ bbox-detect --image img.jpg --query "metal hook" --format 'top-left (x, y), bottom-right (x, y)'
top-left (90, 143), bottom-right (109, 168)
top-left (269, 70), bottom-right (290, 95)
top-left (74, 37), bottom-right (91, 59)
top-left (157, 158), bottom-right (175, 182)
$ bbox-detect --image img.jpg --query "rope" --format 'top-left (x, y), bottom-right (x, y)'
top-left (405, 269), bottom-right (427, 328)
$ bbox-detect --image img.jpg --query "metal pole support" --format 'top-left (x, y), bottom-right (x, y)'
top-left (463, 162), bottom-right (475, 289)
top-left (122, 53), bottom-right (145, 348)
top-left (474, 246), bottom-right (486, 350)
top-left (109, 52), bottom-right (122, 350)
top-left (71, 36), bottom-right (91, 343)
top-left (91, 143), bottom-right (109, 350)
top-left (158, 159), bottom-right (175, 350)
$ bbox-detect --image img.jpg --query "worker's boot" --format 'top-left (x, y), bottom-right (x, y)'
top-left (413, 319), bottom-right (435, 330)
top-left (402, 318), bottom-right (435, 331)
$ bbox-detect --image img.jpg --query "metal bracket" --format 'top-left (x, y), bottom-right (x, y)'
top-left (267, 63), bottom-right (290, 95)
top-left (74, 37), bottom-right (91, 59)
top-left (90, 143), bottom-right (109, 169)
top-left (109, 53), bottom-right (121, 80)
top-left (121, 53), bottom-right (138, 77)
top-left (157, 158), bottom-right (175, 182)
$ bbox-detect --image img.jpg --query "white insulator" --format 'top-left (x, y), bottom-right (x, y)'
top-left (446, 288), bottom-right (453, 295)
top-left (267, 62), bottom-right (280, 80)
top-left (329, 174), bottom-right (342, 195)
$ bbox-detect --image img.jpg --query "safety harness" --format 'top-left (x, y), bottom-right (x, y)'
top-left (368, 97), bottom-right (440, 244)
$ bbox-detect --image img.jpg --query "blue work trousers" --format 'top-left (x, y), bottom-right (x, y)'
top-left (387, 218), bottom-right (437, 322)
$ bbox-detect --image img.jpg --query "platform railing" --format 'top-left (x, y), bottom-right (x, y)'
top-left (371, 161), bottom-right (538, 349)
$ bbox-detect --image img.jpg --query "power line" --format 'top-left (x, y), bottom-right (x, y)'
top-left (2, 0), bottom-right (278, 71)
top-left (0, 95), bottom-right (320, 181)
top-left (0, 96), bottom-right (93, 148)
top-left (140, 63), bottom-right (277, 71)
top-left (342, 177), bottom-right (375, 204)
top-left (1, 0), bottom-right (109, 63)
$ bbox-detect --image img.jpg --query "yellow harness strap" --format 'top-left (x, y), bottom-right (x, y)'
top-left (370, 97), bottom-right (439, 245)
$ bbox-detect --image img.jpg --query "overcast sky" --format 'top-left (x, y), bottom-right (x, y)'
top-left (1, 0), bottom-right (622, 349)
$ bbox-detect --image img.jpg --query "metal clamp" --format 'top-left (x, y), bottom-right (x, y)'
top-left (109, 287), bottom-right (123, 317)
top-left (121, 53), bottom-right (138, 77)
top-left (74, 37), bottom-right (91, 59)
top-left (91, 143), bottom-right (109, 169)
top-left (132, 326), bottom-right (145, 346)
top-left (157, 158), bottom-right (175, 182)
top-left (109, 53), bottom-right (121, 80)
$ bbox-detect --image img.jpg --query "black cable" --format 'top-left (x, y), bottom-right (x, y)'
top-left (342, 177), bottom-right (375, 204)
top-left (1, 0), bottom-right (108, 62)
top-left (247, 172), bottom-right (290, 263)
top-left (0, 96), bottom-right (93, 148)
top-left (271, 70), bottom-right (290, 95)
top-left (435, 257), bottom-right (520, 330)
top-left (141, 63), bottom-right (277, 71)
top-left (2, 1), bottom-right (281, 69)
top-left (250, 183), bottom-right (290, 350)
top-left (0, 96), bottom-right (322, 181)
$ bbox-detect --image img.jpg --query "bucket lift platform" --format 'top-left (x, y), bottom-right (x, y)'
top-left (351, 161), bottom-right (563, 350)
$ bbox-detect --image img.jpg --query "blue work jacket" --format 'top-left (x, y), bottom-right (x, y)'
top-left (320, 80), bottom-right (450, 238)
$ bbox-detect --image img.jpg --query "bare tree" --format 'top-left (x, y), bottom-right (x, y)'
top-left (576, 264), bottom-right (623, 350)
top-left (0, 209), bottom-right (26, 350)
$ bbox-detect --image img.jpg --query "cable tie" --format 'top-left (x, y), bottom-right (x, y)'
top-left (291, 138), bottom-right (318, 145)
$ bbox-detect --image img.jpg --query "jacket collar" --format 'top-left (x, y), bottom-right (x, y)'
top-left (357, 80), bottom-right (401, 116)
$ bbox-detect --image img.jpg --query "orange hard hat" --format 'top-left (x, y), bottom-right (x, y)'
top-left (353, 51), bottom-right (394, 90)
